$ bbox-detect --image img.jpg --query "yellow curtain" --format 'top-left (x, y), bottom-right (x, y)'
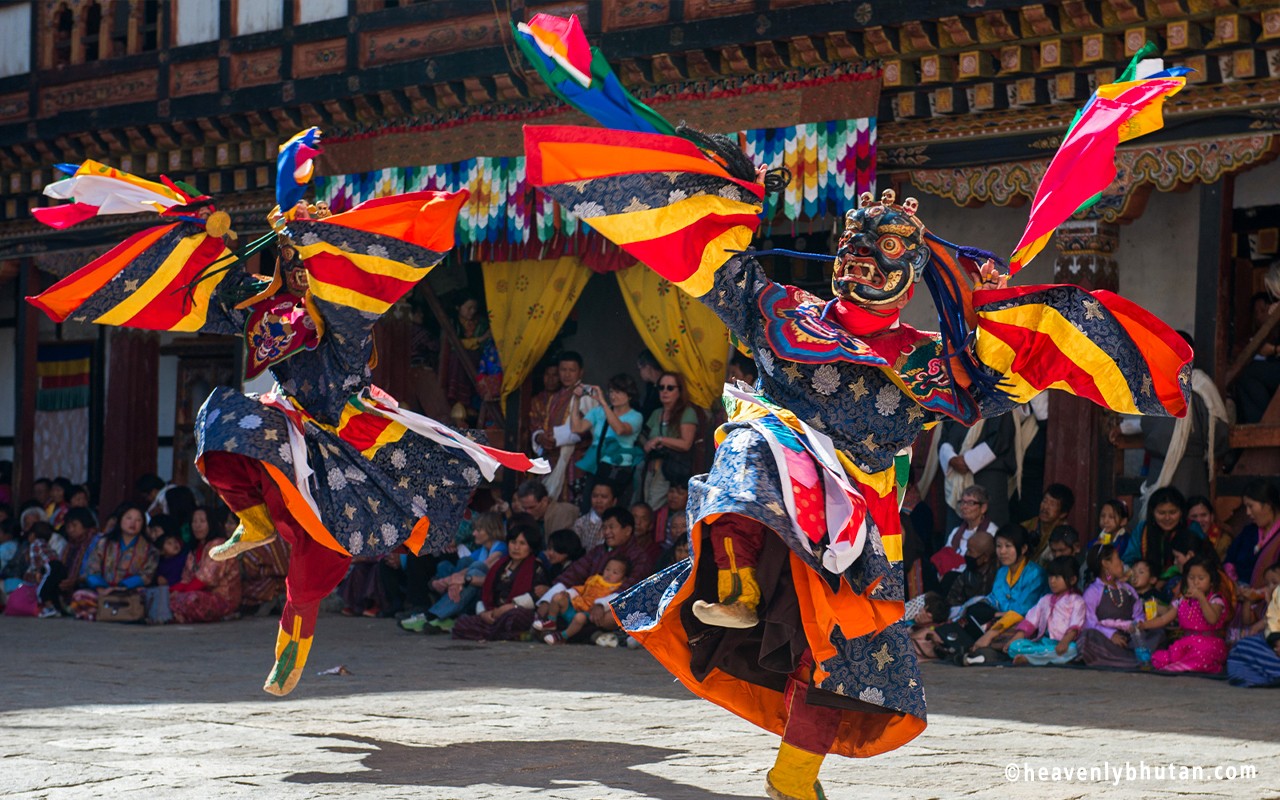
top-left (616, 265), bottom-right (729, 409)
top-left (482, 256), bottom-right (592, 405)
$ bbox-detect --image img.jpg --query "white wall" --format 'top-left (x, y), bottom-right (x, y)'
top-left (895, 180), bottom-right (1200, 338)
top-left (297, 0), bottom-right (346, 24)
top-left (0, 3), bottom-right (31, 77)
top-left (236, 0), bottom-right (283, 35)
top-left (1115, 187), bottom-right (1201, 336)
top-left (1234, 158), bottom-right (1280, 209)
top-left (174, 0), bottom-right (220, 45)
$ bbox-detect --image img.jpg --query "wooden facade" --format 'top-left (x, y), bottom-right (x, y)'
top-left (2, 0), bottom-right (1279, 526)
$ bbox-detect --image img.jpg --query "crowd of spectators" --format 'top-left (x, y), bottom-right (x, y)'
top-left (2, 345), bottom-right (1277, 685)
top-left (906, 474), bottom-right (1280, 685)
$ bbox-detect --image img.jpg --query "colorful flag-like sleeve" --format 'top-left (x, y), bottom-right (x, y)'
top-left (973, 284), bottom-right (1191, 418)
top-left (524, 125), bottom-right (765, 299)
top-left (26, 222), bottom-right (247, 335)
top-left (289, 190), bottom-right (467, 318)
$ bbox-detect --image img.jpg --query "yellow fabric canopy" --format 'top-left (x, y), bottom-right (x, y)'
top-left (482, 256), bottom-right (592, 406)
top-left (616, 266), bottom-right (729, 409)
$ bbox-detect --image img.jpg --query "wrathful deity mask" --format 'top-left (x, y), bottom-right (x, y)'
top-left (831, 190), bottom-right (930, 308)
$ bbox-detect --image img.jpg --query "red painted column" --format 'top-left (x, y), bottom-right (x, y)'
top-left (1043, 219), bottom-right (1120, 534)
top-left (98, 328), bottom-right (159, 514)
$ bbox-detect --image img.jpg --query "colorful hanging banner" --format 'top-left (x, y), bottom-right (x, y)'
top-left (315, 116), bottom-right (875, 254)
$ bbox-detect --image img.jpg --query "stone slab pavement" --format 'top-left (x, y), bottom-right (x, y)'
top-left (2, 615), bottom-right (1277, 799)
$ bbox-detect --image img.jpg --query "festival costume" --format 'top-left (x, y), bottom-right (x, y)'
top-left (1227, 588), bottom-right (1280, 687)
top-left (1006, 591), bottom-right (1086, 665)
top-left (517, 15), bottom-right (1193, 796)
top-left (1150, 594), bottom-right (1230, 674)
top-left (28, 128), bottom-right (547, 695)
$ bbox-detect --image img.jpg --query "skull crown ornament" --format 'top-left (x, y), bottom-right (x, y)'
top-left (831, 189), bottom-right (930, 308)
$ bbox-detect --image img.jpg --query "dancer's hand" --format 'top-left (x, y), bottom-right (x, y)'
top-left (977, 259), bottom-right (1008, 290)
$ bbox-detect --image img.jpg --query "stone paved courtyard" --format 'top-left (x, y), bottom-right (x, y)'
top-left (3, 615), bottom-right (1277, 799)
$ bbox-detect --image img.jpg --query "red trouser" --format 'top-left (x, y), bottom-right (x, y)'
top-left (707, 514), bottom-right (841, 754)
top-left (783, 650), bottom-right (843, 754)
top-left (202, 451), bottom-right (350, 639)
top-left (707, 513), bottom-right (765, 570)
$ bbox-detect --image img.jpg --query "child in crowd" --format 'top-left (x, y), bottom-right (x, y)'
top-left (24, 522), bottom-right (66, 618)
top-left (1078, 544), bottom-right (1161, 668)
top-left (145, 514), bottom-right (179, 546)
top-left (654, 533), bottom-right (691, 573)
top-left (964, 525), bottom-right (1048, 665)
top-left (906, 592), bottom-right (950, 660)
top-left (153, 533), bottom-right (187, 587)
top-left (1005, 556), bottom-right (1086, 665)
top-left (402, 512), bottom-right (508, 634)
top-left (1241, 563), bottom-right (1280, 638)
top-left (543, 529), bottom-right (585, 584)
top-left (1091, 499), bottom-right (1130, 554)
top-left (537, 555), bottom-right (631, 644)
top-left (0, 519), bottom-right (19, 580)
top-left (1141, 556), bottom-right (1230, 673)
top-left (1128, 558), bottom-right (1167, 618)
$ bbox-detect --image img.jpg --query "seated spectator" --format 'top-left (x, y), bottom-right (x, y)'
top-left (943, 530), bottom-right (997, 611)
top-left (727, 352), bottom-right (758, 387)
top-left (145, 514), bottom-right (179, 546)
top-left (963, 525), bottom-right (1047, 665)
top-left (402, 512), bottom-right (508, 634)
top-left (68, 484), bottom-right (92, 511)
top-left (1233, 267), bottom-right (1280, 424)
top-left (1186, 495), bottom-right (1232, 562)
top-left (1004, 556), bottom-right (1086, 666)
top-left (933, 485), bottom-right (997, 589)
top-left (1141, 556), bottom-right (1230, 673)
top-left (0, 518), bottom-right (24, 587)
top-left (1224, 479), bottom-right (1280, 588)
top-left (513, 479), bottom-right (579, 536)
top-left (1045, 526), bottom-right (1085, 586)
top-left (1165, 530), bottom-right (1218, 601)
top-left (1078, 544), bottom-right (1160, 668)
top-left (452, 524), bottom-right (549, 642)
top-left (905, 592), bottom-right (949, 660)
top-left (630, 502), bottom-right (655, 552)
top-left (1127, 558), bottom-right (1168, 621)
top-left (74, 504), bottom-right (157, 620)
top-left (18, 505), bottom-right (47, 536)
top-left (135, 474), bottom-right (166, 514)
top-left (573, 480), bottom-right (619, 551)
top-left (23, 522), bottom-right (66, 618)
top-left (169, 505), bottom-right (241, 624)
top-left (153, 533), bottom-right (187, 587)
top-left (47, 478), bottom-right (72, 529)
top-left (1227, 565), bottom-right (1280, 687)
top-left (652, 481), bottom-right (690, 552)
top-left (1237, 563), bottom-right (1280, 640)
top-left (340, 555), bottom-right (384, 618)
top-left (238, 534), bottom-right (290, 616)
top-left (536, 554), bottom-right (630, 644)
top-left (55, 508), bottom-right (98, 606)
top-left (1122, 486), bottom-right (1200, 580)
top-left (543, 529), bottom-right (585, 584)
top-left (654, 534), bottom-right (691, 573)
top-left (1023, 483), bottom-right (1074, 563)
top-left (535, 507), bottom-right (654, 645)
top-left (1088, 498), bottom-right (1130, 554)
top-left (31, 478), bottom-right (52, 520)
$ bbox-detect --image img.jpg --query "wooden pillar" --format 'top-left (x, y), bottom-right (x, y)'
top-left (97, 328), bottom-right (159, 514)
top-left (1043, 218), bottom-right (1119, 534)
top-left (13, 261), bottom-right (40, 504)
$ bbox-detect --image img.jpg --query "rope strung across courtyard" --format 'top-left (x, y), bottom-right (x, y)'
top-left (518, 14), bottom-right (1193, 800)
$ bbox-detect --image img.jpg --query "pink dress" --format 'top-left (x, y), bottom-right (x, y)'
top-left (1150, 592), bottom-right (1228, 674)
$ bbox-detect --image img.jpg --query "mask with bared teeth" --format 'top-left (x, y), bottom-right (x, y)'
top-left (831, 189), bottom-right (930, 308)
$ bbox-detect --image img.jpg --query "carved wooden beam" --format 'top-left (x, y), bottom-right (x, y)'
top-left (753, 42), bottom-right (785, 71)
top-left (717, 45), bottom-right (751, 74)
top-left (824, 32), bottom-right (859, 61)
top-left (402, 86), bottom-right (434, 114)
top-left (787, 36), bottom-right (824, 68)
top-left (685, 49), bottom-right (719, 78)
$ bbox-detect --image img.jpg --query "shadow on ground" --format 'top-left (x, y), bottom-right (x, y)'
top-left (285, 733), bottom-right (744, 800)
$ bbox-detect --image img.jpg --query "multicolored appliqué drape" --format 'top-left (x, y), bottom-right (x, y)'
top-left (314, 117), bottom-right (875, 253)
